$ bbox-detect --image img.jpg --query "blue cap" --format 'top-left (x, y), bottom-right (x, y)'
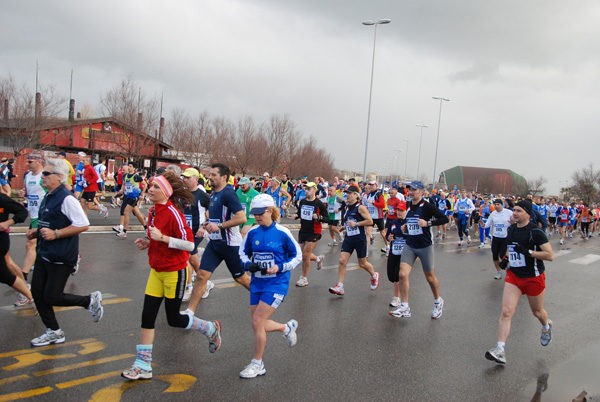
top-left (404, 180), bottom-right (425, 190)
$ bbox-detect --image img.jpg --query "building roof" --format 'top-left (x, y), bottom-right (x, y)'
top-left (442, 166), bottom-right (527, 195)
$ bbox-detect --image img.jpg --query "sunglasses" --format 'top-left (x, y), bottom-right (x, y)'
top-left (41, 171), bottom-right (56, 177)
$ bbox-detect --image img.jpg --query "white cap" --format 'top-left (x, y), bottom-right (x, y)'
top-left (249, 194), bottom-right (275, 215)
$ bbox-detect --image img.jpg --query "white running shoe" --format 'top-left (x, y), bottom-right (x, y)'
top-left (240, 360), bottom-right (266, 379)
top-left (389, 297), bottom-right (400, 307)
top-left (458, 240), bottom-right (463, 246)
top-left (316, 255), bottom-right (324, 270)
top-left (182, 284), bottom-right (193, 302)
top-left (295, 276), bottom-right (308, 287)
top-left (431, 297), bottom-right (444, 319)
top-left (328, 241), bottom-right (338, 246)
top-left (485, 346), bottom-right (506, 364)
top-left (88, 291), bottom-right (104, 322)
top-left (202, 280), bottom-right (215, 299)
top-left (329, 283), bottom-right (345, 296)
top-left (370, 272), bottom-right (380, 291)
top-left (467, 235), bottom-right (472, 244)
top-left (390, 305), bottom-right (411, 318)
top-left (284, 319), bottom-right (298, 347)
top-left (121, 365), bottom-right (152, 380)
top-left (494, 271), bottom-right (503, 280)
top-left (14, 292), bottom-right (32, 307)
top-left (31, 328), bottom-right (65, 347)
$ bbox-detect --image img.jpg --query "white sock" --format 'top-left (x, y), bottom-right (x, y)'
top-left (497, 342), bottom-right (505, 350)
top-left (542, 324), bottom-right (550, 331)
top-left (251, 358), bottom-right (263, 366)
top-left (434, 298), bottom-right (442, 304)
top-left (401, 302), bottom-right (409, 308)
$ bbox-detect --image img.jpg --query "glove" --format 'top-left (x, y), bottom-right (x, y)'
top-left (247, 263), bottom-right (267, 275)
top-left (513, 244), bottom-right (530, 255)
top-left (499, 255), bottom-right (509, 270)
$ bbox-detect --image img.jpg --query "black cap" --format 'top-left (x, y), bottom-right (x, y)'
top-left (156, 167), bottom-right (167, 175)
top-left (515, 200), bottom-right (533, 215)
top-left (57, 151), bottom-right (67, 157)
top-left (345, 185), bottom-right (361, 193)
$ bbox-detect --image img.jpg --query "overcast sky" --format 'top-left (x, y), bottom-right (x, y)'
top-left (2, 0), bottom-right (599, 194)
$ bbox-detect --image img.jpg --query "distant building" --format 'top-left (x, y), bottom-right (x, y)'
top-left (441, 166), bottom-right (527, 195)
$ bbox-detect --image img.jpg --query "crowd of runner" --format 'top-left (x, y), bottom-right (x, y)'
top-left (3, 153), bottom-right (591, 379)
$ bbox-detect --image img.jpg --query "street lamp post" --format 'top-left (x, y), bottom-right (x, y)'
top-left (432, 96), bottom-right (450, 190)
top-left (361, 18), bottom-right (391, 183)
top-left (415, 124), bottom-right (428, 180)
top-left (402, 138), bottom-right (409, 179)
top-left (395, 148), bottom-right (404, 185)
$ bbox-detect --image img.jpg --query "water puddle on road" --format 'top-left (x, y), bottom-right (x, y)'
top-left (520, 342), bottom-right (600, 401)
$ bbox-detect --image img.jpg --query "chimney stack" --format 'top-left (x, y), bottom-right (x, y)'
top-left (68, 99), bottom-right (75, 122)
top-left (3, 99), bottom-right (8, 121)
top-left (159, 117), bottom-right (165, 141)
top-left (77, 112), bottom-right (81, 119)
top-left (137, 113), bottom-right (143, 129)
top-left (35, 92), bottom-right (42, 121)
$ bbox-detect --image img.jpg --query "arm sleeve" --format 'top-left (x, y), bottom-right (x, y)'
top-left (168, 237), bottom-right (194, 251)
top-left (238, 229), bottom-right (253, 270)
top-left (427, 202), bottom-right (449, 226)
top-left (225, 190), bottom-right (243, 214)
top-left (373, 194), bottom-right (386, 209)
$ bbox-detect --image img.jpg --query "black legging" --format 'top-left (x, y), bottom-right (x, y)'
top-left (141, 291), bottom-right (189, 330)
top-left (31, 256), bottom-right (90, 331)
top-left (387, 253), bottom-right (401, 283)
top-left (0, 233), bottom-right (16, 286)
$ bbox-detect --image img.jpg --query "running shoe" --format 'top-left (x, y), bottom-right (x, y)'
top-left (370, 272), bottom-right (380, 291)
top-left (202, 280), bottom-right (215, 299)
top-left (389, 297), bottom-right (400, 307)
top-left (31, 328), bottom-right (65, 347)
top-left (494, 271), bottom-right (503, 280)
top-left (329, 284), bottom-right (345, 296)
top-left (71, 254), bottom-right (81, 275)
top-left (540, 320), bottom-right (552, 346)
top-left (479, 243), bottom-right (485, 249)
top-left (316, 255), bottom-right (324, 270)
top-left (390, 305), bottom-right (411, 318)
top-left (467, 235), bottom-right (472, 244)
top-left (101, 205), bottom-right (109, 219)
top-left (88, 291), bottom-right (104, 322)
top-left (431, 297), bottom-right (444, 319)
top-left (370, 234), bottom-right (375, 245)
top-left (328, 241), bottom-right (338, 246)
top-left (436, 231), bottom-right (441, 238)
top-left (295, 276), bottom-right (308, 287)
top-left (182, 284), bottom-right (193, 302)
top-left (14, 293), bottom-right (33, 307)
top-left (485, 346), bottom-right (506, 364)
top-left (458, 240), bottom-right (463, 246)
top-left (338, 233), bottom-right (344, 242)
top-left (117, 231), bottom-right (127, 239)
top-left (560, 239), bottom-right (563, 245)
top-left (240, 360), bottom-right (266, 379)
top-left (284, 319), bottom-right (298, 347)
top-left (442, 233), bottom-right (446, 239)
top-left (207, 321), bottom-right (221, 353)
top-left (121, 366), bottom-right (152, 380)
top-left (381, 245), bottom-right (390, 253)
top-left (112, 225), bottom-right (122, 233)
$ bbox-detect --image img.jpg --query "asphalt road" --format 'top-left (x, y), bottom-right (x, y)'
top-left (1, 222), bottom-right (600, 401)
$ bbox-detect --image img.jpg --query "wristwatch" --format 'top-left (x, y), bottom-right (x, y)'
top-left (528, 249), bottom-right (533, 256)
top-left (217, 222), bottom-right (223, 229)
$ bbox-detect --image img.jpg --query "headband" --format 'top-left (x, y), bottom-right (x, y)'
top-left (154, 175), bottom-right (173, 199)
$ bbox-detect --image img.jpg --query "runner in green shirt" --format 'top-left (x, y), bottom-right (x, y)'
top-left (236, 177), bottom-right (260, 238)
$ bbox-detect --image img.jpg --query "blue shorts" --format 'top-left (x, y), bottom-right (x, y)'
top-left (190, 236), bottom-right (204, 256)
top-left (74, 184), bottom-right (84, 192)
top-left (444, 210), bottom-right (453, 217)
top-left (250, 291), bottom-right (285, 309)
top-left (98, 182), bottom-right (105, 191)
top-left (558, 221), bottom-right (568, 228)
top-left (341, 238), bottom-right (367, 259)
top-left (199, 240), bottom-right (244, 278)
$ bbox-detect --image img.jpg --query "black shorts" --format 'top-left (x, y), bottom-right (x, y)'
top-left (341, 238), bottom-right (367, 259)
top-left (548, 217), bottom-right (556, 224)
top-left (491, 237), bottom-right (509, 261)
top-left (298, 232), bottom-right (322, 243)
top-left (371, 218), bottom-right (385, 231)
top-left (82, 191), bottom-right (96, 202)
top-left (329, 220), bottom-right (340, 226)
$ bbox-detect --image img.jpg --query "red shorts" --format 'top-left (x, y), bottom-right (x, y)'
top-left (505, 270), bottom-right (546, 297)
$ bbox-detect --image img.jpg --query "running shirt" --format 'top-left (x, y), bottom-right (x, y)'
top-left (183, 188), bottom-right (210, 233)
top-left (327, 195), bottom-right (344, 221)
top-left (506, 223), bottom-right (549, 278)
top-left (548, 204), bottom-right (558, 218)
top-left (537, 204), bottom-right (548, 219)
top-left (480, 203), bottom-right (493, 219)
top-left (343, 202), bottom-right (366, 242)
top-left (147, 200), bottom-right (193, 272)
top-left (364, 190), bottom-right (385, 220)
top-left (24, 171), bottom-right (47, 219)
top-left (94, 163), bottom-right (106, 183)
top-left (266, 185), bottom-right (284, 209)
top-left (483, 208), bottom-right (513, 238)
top-left (207, 185), bottom-right (244, 246)
top-left (297, 198), bottom-right (329, 235)
top-left (236, 187), bottom-right (260, 224)
top-left (557, 207), bottom-right (570, 223)
top-left (385, 217), bottom-right (407, 256)
top-left (405, 200), bottom-right (449, 249)
top-left (239, 221), bottom-right (302, 291)
top-left (455, 197), bottom-right (475, 217)
top-left (386, 196), bottom-right (402, 220)
top-left (75, 161), bottom-right (85, 187)
top-left (123, 173), bottom-right (143, 199)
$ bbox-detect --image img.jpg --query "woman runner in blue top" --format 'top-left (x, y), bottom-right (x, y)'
top-left (238, 194), bottom-right (302, 379)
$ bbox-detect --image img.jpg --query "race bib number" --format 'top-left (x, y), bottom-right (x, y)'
top-left (301, 205), bottom-right (314, 220)
top-left (328, 204), bottom-right (335, 214)
top-left (184, 214), bottom-right (193, 229)
top-left (208, 219), bottom-right (222, 241)
top-left (240, 202), bottom-right (246, 213)
top-left (508, 245), bottom-right (526, 268)
top-left (560, 213), bottom-right (567, 220)
top-left (494, 223), bottom-right (506, 237)
top-left (253, 252), bottom-right (276, 278)
top-left (346, 220), bottom-right (360, 236)
top-left (28, 194), bottom-right (39, 208)
top-left (458, 205), bottom-right (467, 212)
top-left (125, 182), bottom-right (133, 194)
top-left (407, 217), bottom-right (423, 236)
top-left (582, 217), bottom-right (589, 223)
top-left (391, 239), bottom-right (405, 256)
top-left (387, 206), bottom-right (395, 215)
top-left (368, 205), bottom-right (377, 218)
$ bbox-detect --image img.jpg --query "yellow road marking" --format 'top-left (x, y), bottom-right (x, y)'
top-left (0, 374), bottom-right (29, 387)
top-left (55, 370), bottom-right (123, 389)
top-left (3, 352), bottom-right (77, 371)
top-left (89, 381), bottom-right (141, 402)
top-left (77, 341), bottom-right (106, 355)
top-left (15, 298), bottom-right (131, 317)
top-left (0, 387), bottom-right (53, 402)
top-left (0, 339), bottom-right (96, 359)
top-left (158, 374), bottom-right (196, 393)
top-left (33, 354), bottom-right (135, 377)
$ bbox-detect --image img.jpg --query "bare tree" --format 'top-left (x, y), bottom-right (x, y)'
top-left (99, 76), bottom-right (160, 160)
top-left (229, 116), bottom-right (263, 176)
top-left (571, 164), bottom-right (600, 204)
top-left (527, 175), bottom-right (547, 197)
top-left (0, 75), bottom-right (67, 158)
top-left (77, 103), bottom-right (95, 119)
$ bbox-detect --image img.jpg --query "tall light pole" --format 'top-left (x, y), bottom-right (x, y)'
top-left (395, 148), bottom-right (404, 185)
top-left (415, 124), bottom-right (428, 180)
top-left (361, 18), bottom-right (391, 183)
top-left (402, 138), bottom-right (409, 179)
top-left (432, 96), bottom-right (450, 190)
